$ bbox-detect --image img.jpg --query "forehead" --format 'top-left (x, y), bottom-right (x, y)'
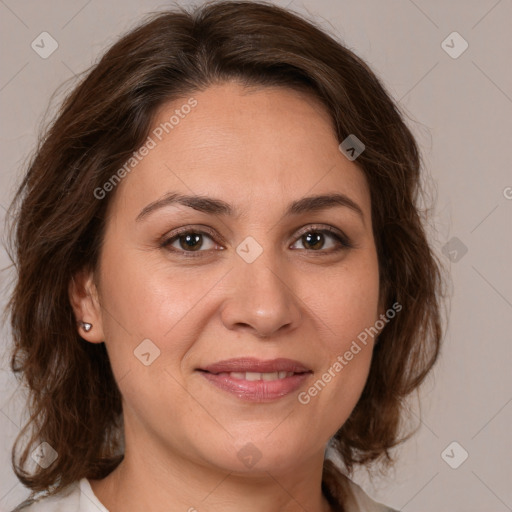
top-left (108, 82), bottom-right (371, 222)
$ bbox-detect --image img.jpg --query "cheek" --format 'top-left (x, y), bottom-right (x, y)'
top-left (99, 244), bottom-right (205, 335)
top-left (296, 253), bottom-right (379, 419)
top-left (97, 244), bottom-right (225, 385)
top-left (305, 252), bottom-right (381, 349)
top-left (96, 249), bottom-right (204, 434)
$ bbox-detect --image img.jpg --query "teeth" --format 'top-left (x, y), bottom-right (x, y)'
top-left (222, 371), bottom-right (295, 381)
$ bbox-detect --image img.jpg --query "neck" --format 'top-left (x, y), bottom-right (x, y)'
top-left (89, 425), bottom-right (334, 512)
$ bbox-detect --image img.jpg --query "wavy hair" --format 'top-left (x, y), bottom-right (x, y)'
top-left (4, 0), bottom-right (446, 500)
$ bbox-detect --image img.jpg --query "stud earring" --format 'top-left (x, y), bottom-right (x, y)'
top-left (80, 321), bottom-right (92, 332)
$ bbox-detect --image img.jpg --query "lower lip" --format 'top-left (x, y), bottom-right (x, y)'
top-left (200, 371), bottom-right (311, 402)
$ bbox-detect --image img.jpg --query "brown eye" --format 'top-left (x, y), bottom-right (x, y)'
top-left (161, 230), bottom-right (219, 255)
top-left (176, 233), bottom-right (204, 251)
top-left (291, 227), bottom-right (352, 253)
top-left (301, 232), bottom-right (325, 250)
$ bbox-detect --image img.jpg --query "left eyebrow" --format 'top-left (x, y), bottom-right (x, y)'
top-left (135, 192), bottom-right (365, 224)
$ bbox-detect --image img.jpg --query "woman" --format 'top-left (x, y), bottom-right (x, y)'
top-left (5, 1), bottom-right (445, 511)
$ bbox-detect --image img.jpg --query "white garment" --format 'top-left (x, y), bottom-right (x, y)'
top-left (11, 479), bottom-right (107, 512)
top-left (344, 478), bottom-right (397, 511)
top-left (11, 475), bottom-right (397, 511)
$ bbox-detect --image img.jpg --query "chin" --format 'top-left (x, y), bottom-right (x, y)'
top-left (197, 432), bottom-right (317, 476)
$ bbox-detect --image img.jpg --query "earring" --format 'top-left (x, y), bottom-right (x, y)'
top-left (80, 321), bottom-right (92, 332)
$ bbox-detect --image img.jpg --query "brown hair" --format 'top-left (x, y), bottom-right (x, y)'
top-left (4, 0), bottom-right (446, 501)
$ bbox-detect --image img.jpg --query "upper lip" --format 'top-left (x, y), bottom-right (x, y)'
top-left (200, 358), bottom-right (312, 374)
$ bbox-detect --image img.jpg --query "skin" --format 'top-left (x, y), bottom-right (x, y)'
top-left (69, 81), bottom-right (385, 512)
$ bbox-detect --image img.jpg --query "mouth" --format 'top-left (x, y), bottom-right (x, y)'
top-left (197, 358), bottom-right (312, 402)
top-left (210, 370), bottom-right (298, 381)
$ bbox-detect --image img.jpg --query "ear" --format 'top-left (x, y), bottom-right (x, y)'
top-left (68, 267), bottom-right (105, 343)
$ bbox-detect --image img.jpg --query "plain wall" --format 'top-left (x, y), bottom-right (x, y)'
top-left (1, 1), bottom-right (511, 510)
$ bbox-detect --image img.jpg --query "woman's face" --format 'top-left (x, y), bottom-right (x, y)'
top-left (74, 81), bottom-right (384, 475)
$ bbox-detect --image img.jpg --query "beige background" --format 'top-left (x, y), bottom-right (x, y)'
top-left (1, 0), bottom-right (511, 510)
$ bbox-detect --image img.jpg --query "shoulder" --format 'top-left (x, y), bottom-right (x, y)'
top-left (323, 458), bottom-right (399, 512)
top-left (10, 481), bottom-right (80, 512)
top-left (345, 477), bottom-right (399, 512)
top-left (10, 478), bottom-right (103, 512)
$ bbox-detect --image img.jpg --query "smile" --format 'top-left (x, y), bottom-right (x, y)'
top-left (197, 358), bottom-right (312, 402)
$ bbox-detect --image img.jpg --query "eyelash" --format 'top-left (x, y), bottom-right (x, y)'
top-left (159, 224), bottom-right (353, 258)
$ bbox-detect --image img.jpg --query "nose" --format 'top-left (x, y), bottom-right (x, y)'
top-left (219, 247), bottom-right (303, 339)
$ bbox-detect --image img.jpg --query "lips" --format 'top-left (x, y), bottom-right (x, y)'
top-left (201, 357), bottom-right (311, 374)
top-left (217, 371), bottom-right (295, 381)
top-left (198, 358), bottom-right (312, 402)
